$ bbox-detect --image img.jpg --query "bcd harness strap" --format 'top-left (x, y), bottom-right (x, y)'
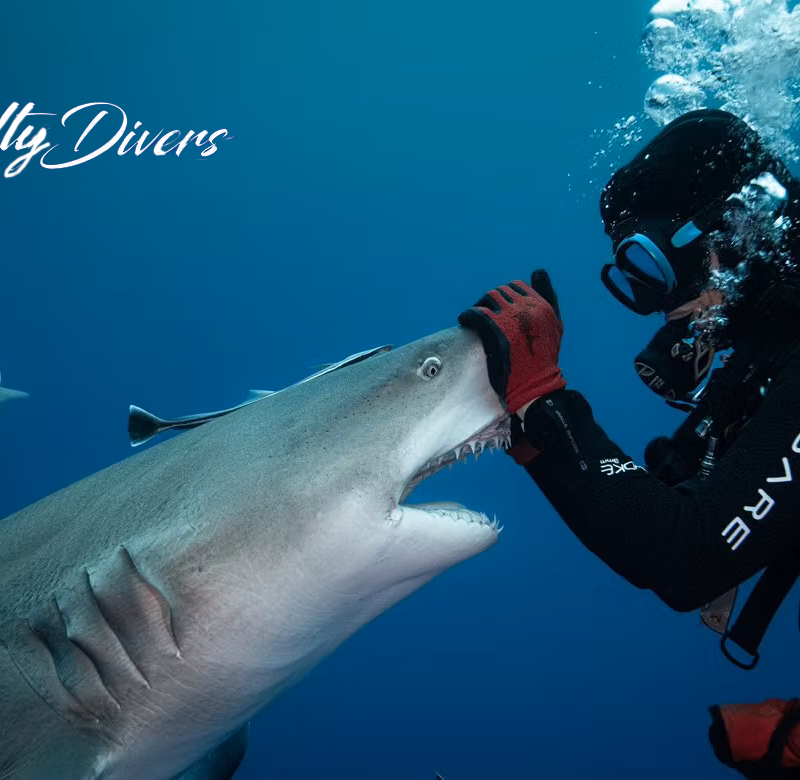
top-left (701, 551), bottom-right (800, 670)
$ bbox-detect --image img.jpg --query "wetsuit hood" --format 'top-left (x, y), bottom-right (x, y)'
top-left (601, 109), bottom-right (800, 324)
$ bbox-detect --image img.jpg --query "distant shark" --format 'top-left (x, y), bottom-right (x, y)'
top-left (0, 369), bottom-right (27, 404)
top-left (0, 326), bottom-right (509, 780)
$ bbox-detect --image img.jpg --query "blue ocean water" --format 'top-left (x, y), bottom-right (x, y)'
top-left (2, 0), bottom-right (798, 778)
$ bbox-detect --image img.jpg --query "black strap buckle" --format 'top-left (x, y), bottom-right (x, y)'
top-left (721, 633), bottom-right (760, 671)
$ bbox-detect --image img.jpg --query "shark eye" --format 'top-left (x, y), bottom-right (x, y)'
top-left (418, 357), bottom-right (442, 380)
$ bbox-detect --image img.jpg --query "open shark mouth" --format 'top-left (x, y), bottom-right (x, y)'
top-left (398, 417), bottom-right (512, 528)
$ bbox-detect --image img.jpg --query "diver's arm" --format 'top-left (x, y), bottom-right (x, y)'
top-left (520, 347), bottom-right (800, 611)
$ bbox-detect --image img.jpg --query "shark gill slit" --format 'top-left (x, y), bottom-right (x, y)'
top-left (51, 592), bottom-right (123, 713)
top-left (2, 629), bottom-right (86, 725)
top-left (119, 545), bottom-right (182, 658)
top-left (79, 566), bottom-right (152, 690)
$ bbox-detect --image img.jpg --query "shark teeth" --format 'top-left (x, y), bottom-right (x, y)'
top-left (417, 507), bottom-right (505, 532)
top-left (417, 433), bottom-right (512, 475)
top-left (400, 419), bottom-right (512, 505)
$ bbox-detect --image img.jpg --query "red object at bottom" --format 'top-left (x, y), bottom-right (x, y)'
top-left (715, 698), bottom-right (800, 768)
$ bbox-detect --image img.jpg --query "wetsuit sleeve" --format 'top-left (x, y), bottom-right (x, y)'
top-left (521, 343), bottom-right (800, 612)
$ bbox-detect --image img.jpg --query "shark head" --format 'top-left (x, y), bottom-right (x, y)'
top-left (280, 324), bottom-right (510, 588)
top-left (322, 328), bottom-right (509, 589)
top-left (181, 324), bottom-right (511, 672)
top-left (364, 325), bottom-right (511, 581)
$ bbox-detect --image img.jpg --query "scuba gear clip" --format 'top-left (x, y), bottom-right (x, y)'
top-left (634, 315), bottom-right (718, 411)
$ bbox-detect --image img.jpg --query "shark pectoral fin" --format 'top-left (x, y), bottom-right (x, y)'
top-left (0, 386), bottom-right (29, 403)
top-left (171, 723), bottom-right (250, 780)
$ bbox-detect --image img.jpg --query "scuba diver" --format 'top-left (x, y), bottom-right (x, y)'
top-left (457, 109), bottom-right (800, 778)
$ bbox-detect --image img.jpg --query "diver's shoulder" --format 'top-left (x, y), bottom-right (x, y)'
top-left (782, 335), bottom-right (800, 366)
top-left (771, 335), bottom-right (800, 384)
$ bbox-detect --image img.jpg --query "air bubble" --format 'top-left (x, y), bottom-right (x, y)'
top-left (644, 74), bottom-right (707, 126)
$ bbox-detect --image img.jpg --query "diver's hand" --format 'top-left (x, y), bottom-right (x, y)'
top-left (458, 269), bottom-right (566, 415)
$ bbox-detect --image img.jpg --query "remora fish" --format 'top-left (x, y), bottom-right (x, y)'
top-left (0, 326), bottom-right (509, 780)
top-left (0, 369), bottom-right (28, 404)
top-left (128, 345), bottom-right (393, 446)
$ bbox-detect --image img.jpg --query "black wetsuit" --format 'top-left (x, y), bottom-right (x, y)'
top-left (520, 329), bottom-right (800, 613)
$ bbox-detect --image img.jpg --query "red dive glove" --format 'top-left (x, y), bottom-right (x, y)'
top-left (709, 698), bottom-right (800, 778)
top-left (458, 269), bottom-right (566, 414)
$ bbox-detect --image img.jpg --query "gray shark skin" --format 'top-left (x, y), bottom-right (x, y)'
top-left (0, 326), bottom-right (509, 780)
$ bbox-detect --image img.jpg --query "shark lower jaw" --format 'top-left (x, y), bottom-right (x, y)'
top-left (395, 416), bottom-right (512, 534)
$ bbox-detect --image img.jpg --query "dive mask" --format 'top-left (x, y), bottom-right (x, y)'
top-left (602, 203), bottom-right (729, 316)
top-left (601, 232), bottom-right (679, 316)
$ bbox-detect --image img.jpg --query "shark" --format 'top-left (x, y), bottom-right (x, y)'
top-left (0, 325), bottom-right (510, 780)
top-left (0, 369), bottom-right (27, 404)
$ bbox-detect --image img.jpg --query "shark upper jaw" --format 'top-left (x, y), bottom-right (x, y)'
top-left (392, 413), bottom-right (512, 541)
top-left (400, 415), bottom-right (512, 505)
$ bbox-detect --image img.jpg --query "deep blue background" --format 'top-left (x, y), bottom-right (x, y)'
top-left (2, 1), bottom-right (797, 778)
